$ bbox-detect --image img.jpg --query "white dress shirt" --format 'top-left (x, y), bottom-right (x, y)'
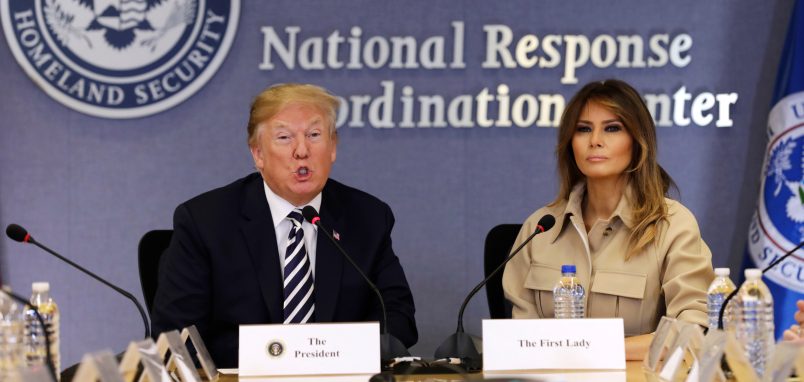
top-left (262, 182), bottom-right (322, 278)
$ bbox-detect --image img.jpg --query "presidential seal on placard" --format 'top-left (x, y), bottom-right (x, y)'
top-left (749, 91), bottom-right (804, 292)
top-left (0, 0), bottom-right (239, 119)
top-left (266, 340), bottom-right (285, 358)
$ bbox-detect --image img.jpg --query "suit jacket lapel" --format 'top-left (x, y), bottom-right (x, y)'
top-left (240, 175), bottom-right (284, 323)
top-left (314, 181), bottom-right (344, 322)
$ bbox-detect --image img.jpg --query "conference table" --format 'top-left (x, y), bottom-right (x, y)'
top-left (214, 360), bottom-right (646, 381)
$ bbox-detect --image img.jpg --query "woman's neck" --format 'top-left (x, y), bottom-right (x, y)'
top-left (582, 176), bottom-right (628, 231)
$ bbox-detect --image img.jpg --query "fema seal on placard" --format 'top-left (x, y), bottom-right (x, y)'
top-left (749, 91), bottom-right (804, 292)
top-left (266, 340), bottom-right (285, 358)
top-left (0, 0), bottom-right (240, 119)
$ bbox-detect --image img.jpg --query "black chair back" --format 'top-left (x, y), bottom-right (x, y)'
top-left (138, 230), bottom-right (173, 314)
top-left (483, 224), bottom-right (522, 319)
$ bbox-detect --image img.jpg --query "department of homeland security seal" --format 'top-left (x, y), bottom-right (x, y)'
top-left (1, 0), bottom-right (239, 119)
top-left (749, 91), bottom-right (804, 292)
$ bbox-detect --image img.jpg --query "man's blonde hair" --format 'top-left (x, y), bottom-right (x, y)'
top-left (247, 83), bottom-right (340, 146)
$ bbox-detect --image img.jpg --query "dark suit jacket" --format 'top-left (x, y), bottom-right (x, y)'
top-left (150, 173), bottom-right (418, 367)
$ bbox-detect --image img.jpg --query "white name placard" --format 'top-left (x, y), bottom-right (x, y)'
top-left (482, 318), bottom-right (626, 371)
top-left (238, 322), bottom-right (380, 377)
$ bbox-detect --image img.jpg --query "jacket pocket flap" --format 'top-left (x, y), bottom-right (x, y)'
top-left (591, 270), bottom-right (647, 299)
top-left (523, 263), bottom-right (561, 291)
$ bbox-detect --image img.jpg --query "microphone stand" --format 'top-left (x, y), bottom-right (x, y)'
top-left (434, 218), bottom-right (553, 371)
top-left (8, 228), bottom-right (151, 339)
top-left (717, 240), bottom-right (804, 330)
top-left (303, 208), bottom-right (410, 364)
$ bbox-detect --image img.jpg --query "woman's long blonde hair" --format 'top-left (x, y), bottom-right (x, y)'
top-left (554, 79), bottom-right (674, 258)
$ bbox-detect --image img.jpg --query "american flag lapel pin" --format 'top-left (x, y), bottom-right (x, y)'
top-left (333, 230), bottom-right (340, 241)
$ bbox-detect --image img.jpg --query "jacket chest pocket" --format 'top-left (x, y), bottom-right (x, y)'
top-left (589, 270), bottom-right (647, 335)
top-left (523, 264), bottom-right (561, 318)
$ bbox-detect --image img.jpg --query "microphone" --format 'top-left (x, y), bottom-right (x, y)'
top-left (6, 224), bottom-right (31, 243)
top-left (0, 286), bottom-right (58, 382)
top-left (5, 224), bottom-right (151, 338)
top-left (433, 214), bottom-right (555, 370)
top-left (300, 206), bottom-right (411, 362)
top-left (717, 240), bottom-right (804, 329)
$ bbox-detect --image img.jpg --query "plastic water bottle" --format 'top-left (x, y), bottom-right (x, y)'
top-left (0, 287), bottom-right (25, 380)
top-left (553, 264), bottom-right (585, 318)
top-left (25, 282), bottom-right (60, 377)
top-left (706, 268), bottom-right (736, 330)
top-left (729, 269), bottom-right (774, 377)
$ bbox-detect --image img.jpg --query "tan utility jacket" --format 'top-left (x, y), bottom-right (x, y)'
top-left (503, 183), bottom-right (714, 335)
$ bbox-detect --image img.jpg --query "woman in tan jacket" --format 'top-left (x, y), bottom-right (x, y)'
top-left (502, 79), bottom-right (714, 361)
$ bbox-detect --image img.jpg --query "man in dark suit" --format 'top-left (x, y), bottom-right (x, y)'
top-left (150, 83), bottom-right (418, 367)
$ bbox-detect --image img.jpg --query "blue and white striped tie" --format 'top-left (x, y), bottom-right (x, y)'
top-left (283, 209), bottom-right (315, 323)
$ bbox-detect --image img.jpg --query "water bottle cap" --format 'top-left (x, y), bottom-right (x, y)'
top-left (744, 269), bottom-right (762, 280)
top-left (561, 264), bottom-right (576, 273)
top-left (714, 268), bottom-right (730, 277)
top-left (32, 282), bottom-right (50, 293)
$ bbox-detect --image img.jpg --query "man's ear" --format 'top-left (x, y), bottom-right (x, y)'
top-left (250, 144), bottom-right (264, 170)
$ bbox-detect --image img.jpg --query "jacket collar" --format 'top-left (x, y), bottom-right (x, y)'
top-left (548, 182), bottom-right (635, 243)
top-left (239, 173), bottom-right (284, 323)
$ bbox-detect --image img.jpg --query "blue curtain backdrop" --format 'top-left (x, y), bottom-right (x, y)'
top-left (0, 1), bottom-right (795, 366)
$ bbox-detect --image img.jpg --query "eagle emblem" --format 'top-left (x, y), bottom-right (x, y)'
top-left (43, 0), bottom-right (197, 50)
